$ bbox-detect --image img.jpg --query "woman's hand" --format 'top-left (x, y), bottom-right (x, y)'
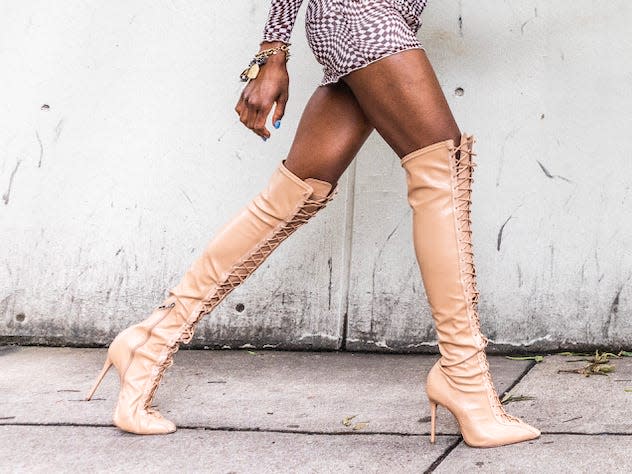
top-left (235, 42), bottom-right (289, 140)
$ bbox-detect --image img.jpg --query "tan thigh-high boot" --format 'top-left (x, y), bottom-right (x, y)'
top-left (85, 160), bottom-right (337, 434)
top-left (400, 134), bottom-right (540, 448)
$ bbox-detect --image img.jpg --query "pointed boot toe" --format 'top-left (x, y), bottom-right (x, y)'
top-left (523, 422), bottom-right (541, 439)
top-left (503, 422), bottom-right (541, 446)
top-left (151, 416), bottom-right (177, 434)
top-left (138, 416), bottom-right (176, 435)
top-left (113, 408), bottom-right (176, 435)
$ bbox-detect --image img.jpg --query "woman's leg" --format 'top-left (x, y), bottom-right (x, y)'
top-left (85, 81), bottom-right (373, 435)
top-left (342, 49), bottom-right (460, 157)
top-left (341, 49), bottom-right (540, 447)
top-left (284, 81), bottom-right (373, 185)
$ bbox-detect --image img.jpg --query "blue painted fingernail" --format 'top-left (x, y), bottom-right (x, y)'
top-left (274, 120), bottom-right (282, 129)
top-left (262, 136), bottom-right (268, 142)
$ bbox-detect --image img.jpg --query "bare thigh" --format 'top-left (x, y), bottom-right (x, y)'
top-left (342, 49), bottom-right (461, 158)
top-left (284, 81), bottom-right (373, 187)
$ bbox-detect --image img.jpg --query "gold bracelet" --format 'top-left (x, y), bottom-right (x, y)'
top-left (240, 44), bottom-right (290, 82)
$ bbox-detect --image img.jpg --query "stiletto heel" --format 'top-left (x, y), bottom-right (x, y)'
top-left (429, 400), bottom-right (437, 443)
top-left (85, 356), bottom-right (112, 400)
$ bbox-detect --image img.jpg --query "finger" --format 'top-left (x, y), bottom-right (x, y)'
top-left (234, 98), bottom-right (242, 115)
top-left (235, 89), bottom-right (247, 115)
top-left (271, 93), bottom-right (288, 128)
top-left (246, 104), bottom-right (258, 131)
top-left (254, 101), bottom-right (273, 137)
top-left (253, 107), bottom-right (271, 139)
top-left (239, 102), bottom-right (250, 127)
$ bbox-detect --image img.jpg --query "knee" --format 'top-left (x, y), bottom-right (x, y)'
top-left (433, 124), bottom-right (461, 149)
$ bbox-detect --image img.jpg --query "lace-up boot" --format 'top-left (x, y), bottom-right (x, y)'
top-left (401, 134), bottom-right (540, 447)
top-left (86, 159), bottom-right (337, 434)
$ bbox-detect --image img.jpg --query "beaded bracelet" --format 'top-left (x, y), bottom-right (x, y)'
top-left (240, 44), bottom-right (290, 82)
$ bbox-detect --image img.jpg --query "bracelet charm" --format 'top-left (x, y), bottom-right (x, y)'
top-left (239, 44), bottom-right (290, 82)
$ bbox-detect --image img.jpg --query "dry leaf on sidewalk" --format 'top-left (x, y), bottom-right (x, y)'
top-left (500, 393), bottom-right (536, 404)
top-left (342, 415), bottom-right (357, 427)
top-left (341, 415), bottom-right (369, 430)
top-left (557, 350), bottom-right (617, 376)
top-left (505, 355), bottom-right (544, 363)
top-left (352, 422), bottom-right (369, 431)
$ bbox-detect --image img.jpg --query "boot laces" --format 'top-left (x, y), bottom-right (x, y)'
top-left (141, 188), bottom-right (337, 411)
top-left (450, 137), bottom-right (522, 425)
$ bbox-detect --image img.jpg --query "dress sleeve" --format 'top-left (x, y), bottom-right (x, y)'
top-left (262, 0), bottom-right (305, 44)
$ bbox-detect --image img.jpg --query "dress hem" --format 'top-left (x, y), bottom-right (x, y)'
top-left (317, 44), bottom-right (426, 87)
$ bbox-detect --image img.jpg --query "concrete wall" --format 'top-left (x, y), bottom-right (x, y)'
top-left (1, 1), bottom-right (631, 352)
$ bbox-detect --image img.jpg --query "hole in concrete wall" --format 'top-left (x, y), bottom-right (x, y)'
top-left (15, 313), bottom-right (26, 322)
top-left (455, 87), bottom-right (464, 97)
top-left (235, 303), bottom-right (245, 313)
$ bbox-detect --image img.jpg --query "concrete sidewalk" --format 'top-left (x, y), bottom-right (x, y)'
top-left (1, 347), bottom-right (631, 473)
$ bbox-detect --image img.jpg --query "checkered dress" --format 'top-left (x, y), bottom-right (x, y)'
top-left (263, 0), bottom-right (428, 85)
